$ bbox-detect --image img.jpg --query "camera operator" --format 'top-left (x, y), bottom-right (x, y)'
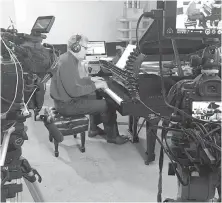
top-left (50, 34), bottom-right (128, 145)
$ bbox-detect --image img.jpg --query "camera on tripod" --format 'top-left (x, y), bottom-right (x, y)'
top-left (164, 41), bottom-right (221, 202)
top-left (1, 16), bottom-right (63, 202)
top-left (136, 1), bottom-right (221, 201)
top-left (165, 49), bottom-right (221, 202)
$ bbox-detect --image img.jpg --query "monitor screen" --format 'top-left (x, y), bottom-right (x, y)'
top-left (163, 0), bottom-right (222, 38)
top-left (31, 16), bottom-right (55, 33)
top-left (192, 101), bottom-right (222, 121)
top-left (33, 19), bottom-right (52, 30)
top-left (86, 41), bottom-right (106, 56)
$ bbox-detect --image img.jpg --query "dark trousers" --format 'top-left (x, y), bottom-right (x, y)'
top-left (53, 92), bottom-right (119, 138)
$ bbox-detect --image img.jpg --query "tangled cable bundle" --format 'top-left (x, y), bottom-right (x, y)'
top-left (169, 122), bottom-right (221, 167)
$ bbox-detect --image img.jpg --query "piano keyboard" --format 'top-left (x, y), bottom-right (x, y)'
top-left (99, 47), bottom-right (143, 100)
top-left (103, 88), bottom-right (123, 105)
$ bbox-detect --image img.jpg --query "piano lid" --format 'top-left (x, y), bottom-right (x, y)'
top-left (139, 19), bottom-right (206, 55)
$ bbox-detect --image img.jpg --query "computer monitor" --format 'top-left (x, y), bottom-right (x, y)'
top-left (86, 41), bottom-right (107, 60)
top-left (163, 0), bottom-right (222, 39)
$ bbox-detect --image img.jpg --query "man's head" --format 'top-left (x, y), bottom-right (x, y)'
top-left (68, 34), bottom-right (88, 60)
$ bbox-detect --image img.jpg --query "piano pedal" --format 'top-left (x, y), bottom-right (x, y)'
top-left (127, 132), bottom-right (139, 143)
top-left (127, 129), bottom-right (139, 143)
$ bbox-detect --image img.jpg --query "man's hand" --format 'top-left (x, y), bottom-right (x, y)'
top-left (91, 76), bottom-right (104, 82)
top-left (94, 80), bottom-right (108, 90)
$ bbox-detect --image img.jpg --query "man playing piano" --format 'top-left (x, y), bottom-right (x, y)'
top-left (50, 34), bottom-right (128, 145)
top-left (186, 0), bottom-right (207, 28)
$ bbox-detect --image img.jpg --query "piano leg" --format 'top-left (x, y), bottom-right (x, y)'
top-left (145, 120), bottom-right (156, 165)
top-left (128, 116), bottom-right (139, 143)
top-left (128, 116), bottom-right (133, 133)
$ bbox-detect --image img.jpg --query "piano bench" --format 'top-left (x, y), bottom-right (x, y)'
top-left (48, 107), bottom-right (89, 157)
top-left (184, 20), bottom-right (197, 28)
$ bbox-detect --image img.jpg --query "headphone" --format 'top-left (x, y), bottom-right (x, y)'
top-left (70, 34), bottom-right (82, 53)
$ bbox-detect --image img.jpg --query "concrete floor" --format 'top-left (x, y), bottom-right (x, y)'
top-left (20, 85), bottom-right (178, 202)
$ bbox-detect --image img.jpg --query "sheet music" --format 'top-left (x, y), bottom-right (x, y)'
top-left (116, 44), bottom-right (136, 69)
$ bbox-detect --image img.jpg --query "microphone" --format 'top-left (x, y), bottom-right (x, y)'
top-left (35, 115), bottom-right (64, 143)
top-left (44, 122), bottom-right (64, 142)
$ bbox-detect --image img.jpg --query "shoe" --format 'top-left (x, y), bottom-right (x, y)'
top-left (88, 126), bottom-right (105, 138)
top-left (107, 135), bottom-right (129, 145)
top-left (104, 121), bottom-right (129, 144)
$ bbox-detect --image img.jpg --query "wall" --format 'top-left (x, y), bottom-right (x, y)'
top-left (141, 0), bottom-right (157, 12)
top-left (1, 0), bottom-right (125, 44)
top-left (0, 0), bottom-right (16, 28)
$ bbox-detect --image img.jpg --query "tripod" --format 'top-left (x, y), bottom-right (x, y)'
top-left (1, 118), bottom-right (45, 202)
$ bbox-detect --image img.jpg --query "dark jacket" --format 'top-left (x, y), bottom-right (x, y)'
top-left (50, 51), bottom-right (96, 102)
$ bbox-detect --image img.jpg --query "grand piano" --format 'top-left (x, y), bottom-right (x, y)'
top-left (96, 17), bottom-right (205, 165)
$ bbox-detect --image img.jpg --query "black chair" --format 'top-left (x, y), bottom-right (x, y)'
top-left (48, 107), bottom-right (89, 157)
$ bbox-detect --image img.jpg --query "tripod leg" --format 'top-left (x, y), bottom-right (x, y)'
top-left (16, 179), bottom-right (23, 203)
top-left (0, 127), bottom-right (15, 166)
top-left (23, 178), bottom-right (45, 202)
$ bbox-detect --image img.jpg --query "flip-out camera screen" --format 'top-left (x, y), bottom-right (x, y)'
top-left (32, 16), bottom-right (55, 33)
top-left (192, 101), bottom-right (222, 121)
top-left (164, 0), bottom-right (222, 38)
top-left (33, 19), bottom-right (52, 30)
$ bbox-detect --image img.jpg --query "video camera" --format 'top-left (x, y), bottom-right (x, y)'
top-left (135, 1), bottom-right (221, 202)
top-left (1, 16), bottom-right (59, 115)
top-left (161, 2), bottom-right (221, 202)
top-left (1, 16), bottom-right (63, 202)
top-left (165, 44), bottom-right (221, 202)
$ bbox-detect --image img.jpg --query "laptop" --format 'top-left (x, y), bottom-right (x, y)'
top-left (85, 41), bottom-right (107, 61)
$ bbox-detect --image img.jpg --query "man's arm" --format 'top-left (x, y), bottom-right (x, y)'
top-left (80, 76), bottom-right (94, 85)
